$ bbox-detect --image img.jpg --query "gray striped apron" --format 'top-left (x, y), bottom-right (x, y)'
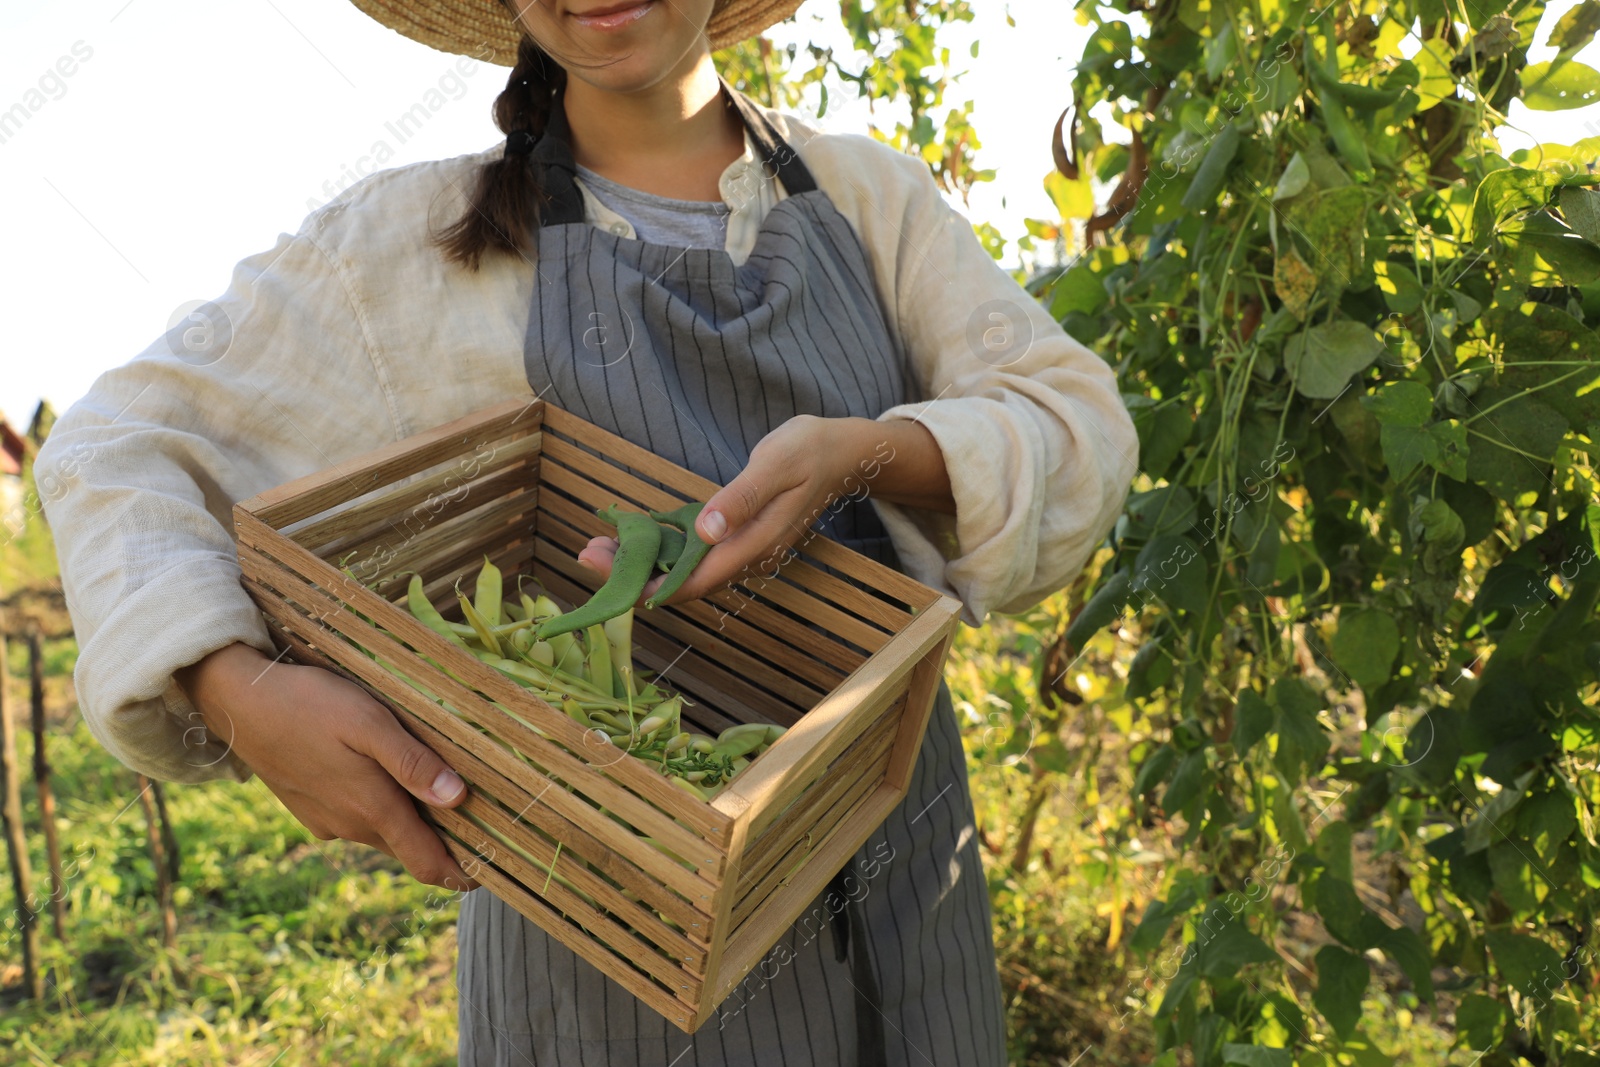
top-left (457, 81), bottom-right (1006, 1067)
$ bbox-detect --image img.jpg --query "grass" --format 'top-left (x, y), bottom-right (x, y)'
top-left (2, 617), bottom-right (1464, 1065)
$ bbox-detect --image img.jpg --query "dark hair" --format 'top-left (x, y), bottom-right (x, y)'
top-left (432, 33), bottom-right (567, 271)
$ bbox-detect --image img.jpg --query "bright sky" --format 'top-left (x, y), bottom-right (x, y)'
top-left (1, 0), bottom-right (1596, 423)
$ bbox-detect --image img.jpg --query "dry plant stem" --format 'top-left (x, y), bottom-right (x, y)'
top-left (1, 632), bottom-right (43, 998)
top-left (137, 775), bottom-right (178, 950)
top-left (28, 631), bottom-right (66, 939)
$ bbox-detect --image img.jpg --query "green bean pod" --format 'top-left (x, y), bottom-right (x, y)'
top-left (535, 506), bottom-right (662, 639)
top-left (457, 592), bottom-right (504, 657)
top-left (645, 501), bottom-right (711, 609)
top-left (407, 574), bottom-right (469, 648)
top-left (474, 557), bottom-right (503, 627)
top-left (655, 524), bottom-right (687, 572)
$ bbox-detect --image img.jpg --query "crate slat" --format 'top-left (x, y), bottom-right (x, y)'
top-left (540, 404), bottom-right (940, 613)
top-left (531, 519), bottom-right (824, 711)
top-left (234, 529), bottom-right (734, 859)
top-left (309, 465), bottom-right (537, 577)
top-left (292, 435), bottom-right (542, 553)
top-left (535, 488), bottom-right (861, 689)
top-left (709, 602), bottom-right (957, 825)
top-left (708, 782), bottom-right (905, 1012)
top-left (240, 568), bottom-right (726, 910)
top-left (433, 815), bottom-right (702, 1025)
top-left (536, 459), bottom-right (895, 654)
top-left (243, 399), bottom-right (542, 527)
top-left (729, 741), bottom-right (894, 932)
top-left (233, 397), bottom-right (961, 1034)
top-left (731, 708), bottom-right (901, 904)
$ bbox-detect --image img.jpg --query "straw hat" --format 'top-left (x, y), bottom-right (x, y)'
top-left (350, 0), bottom-right (804, 65)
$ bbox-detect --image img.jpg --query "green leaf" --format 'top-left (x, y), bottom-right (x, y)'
top-left (1049, 264), bottom-right (1110, 318)
top-left (1204, 21), bottom-right (1237, 81)
top-left (1485, 930), bottom-right (1565, 997)
top-left (1135, 535), bottom-right (1211, 614)
top-left (1125, 485), bottom-right (1198, 537)
top-left (1502, 212), bottom-right (1600, 285)
top-left (1163, 750), bottom-right (1208, 813)
top-left (1233, 689), bottom-right (1274, 754)
top-left (1133, 404), bottom-right (1194, 479)
top-left (1272, 677), bottom-right (1330, 779)
top-left (1378, 924), bottom-right (1435, 1003)
top-left (1314, 876), bottom-right (1379, 950)
top-left (1314, 945), bottom-right (1370, 1040)
top-left (1489, 304), bottom-right (1600, 429)
top-left (1560, 186), bottom-right (1600, 244)
top-left (1427, 420), bottom-right (1470, 481)
top-left (1197, 921), bottom-right (1278, 977)
top-left (1064, 571), bottom-right (1131, 652)
top-left (1522, 60), bottom-right (1600, 110)
top-left (1374, 260), bottom-right (1423, 313)
top-left (1131, 886), bottom-right (1198, 953)
top-left (1403, 707), bottom-right (1463, 787)
top-left (1380, 423), bottom-right (1437, 479)
top-left (1518, 789), bottom-right (1578, 849)
top-left (1455, 993), bottom-right (1505, 1050)
top-left (1549, 0), bottom-right (1600, 52)
top-left (1331, 610), bottom-right (1401, 689)
top-left (1463, 777), bottom-right (1528, 853)
top-left (1181, 122), bottom-right (1242, 212)
top-left (1488, 839), bottom-right (1543, 912)
top-left (1286, 321), bottom-right (1384, 398)
top-left (1464, 393), bottom-right (1568, 501)
top-left (1362, 381), bottom-right (1432, 426)
top-left (1412, 497), bottom-right (1466, 552)
top-left (1314, 820), bottom-right (1355, 883)
top-left (1473, 168), bottom-right (1557, 241)
top-left (1222, 1046), bottom-right (1293, 1067)
top-left (1135, 744), bottom-right (1179, 801)
top-left (1274, 152), bottom-right (1311, 201)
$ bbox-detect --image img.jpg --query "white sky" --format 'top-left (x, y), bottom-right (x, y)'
top-left (1, 0), bottom-right (1596, 423)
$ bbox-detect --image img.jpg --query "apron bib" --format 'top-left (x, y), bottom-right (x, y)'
top-left (457, 80), bottom-right (1006, 1067)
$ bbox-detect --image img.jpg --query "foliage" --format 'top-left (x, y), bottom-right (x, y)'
top-left (717, 1), bottom-right (990, 202)
top-left (1034, 0), bottom-right (1600, 1062)
top-left (1, 697), bottom-right (460, 1065)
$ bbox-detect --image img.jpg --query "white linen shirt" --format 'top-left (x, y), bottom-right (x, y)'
top-left (36, 102), bottom-right (1140, 784)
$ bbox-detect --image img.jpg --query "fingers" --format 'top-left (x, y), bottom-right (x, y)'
top-left (351, 703), bottom-right (468, 809)
top-left (698, 422), bottom-right (809, 546)
top-left (577, 535), bottom-right (619, 577)
top-left (661, 484), bottom-right (812, 604)
top-left (377, 800), bottom-right (480, 890)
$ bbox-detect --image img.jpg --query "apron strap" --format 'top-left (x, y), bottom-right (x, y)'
top-left (718, 76), bottom-right (820, 196)
top-left (529, 79), bottom-right (819, 229)
top-left (825, 863), bottom-right (888, 1066)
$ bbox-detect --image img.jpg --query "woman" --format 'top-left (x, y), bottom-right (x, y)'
top-left (37, 0), bottom-right (1138, 1062)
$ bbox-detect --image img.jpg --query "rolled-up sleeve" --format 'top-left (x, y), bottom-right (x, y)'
top-left (35, 227), bottom-right (392, 783)
top-left (871, 172), bottom-right (1139, 625)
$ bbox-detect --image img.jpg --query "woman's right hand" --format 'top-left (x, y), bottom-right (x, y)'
top-left (175, 642), bottom-right (479, 891)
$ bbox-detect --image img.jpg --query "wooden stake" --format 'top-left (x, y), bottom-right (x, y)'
top-left (27, 632), bottom-right (65, 940)
top-left (136, 775), bottom-right (177, 950)
top-left (150, 781), bottom-right (180, 885)
top-left (0, 633), bottom-right (44, 999)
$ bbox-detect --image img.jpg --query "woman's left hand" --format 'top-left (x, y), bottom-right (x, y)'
top-left (576, 413), bottom-right (954, 605)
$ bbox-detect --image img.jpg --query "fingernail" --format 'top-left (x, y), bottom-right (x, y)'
top-left (431, 769), bottom-right (465, 803)
top-left (701, 509), bottom-right (728, 542)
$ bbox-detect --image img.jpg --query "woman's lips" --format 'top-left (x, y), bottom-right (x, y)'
top-left (570, 0), bottom-right (656, 31)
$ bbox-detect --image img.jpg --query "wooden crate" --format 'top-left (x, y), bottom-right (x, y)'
top-left (232, 397), bottom-right (961, 1032)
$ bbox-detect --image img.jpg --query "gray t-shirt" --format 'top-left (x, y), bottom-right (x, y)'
top-left (574, 164), bottom-right (732, 249)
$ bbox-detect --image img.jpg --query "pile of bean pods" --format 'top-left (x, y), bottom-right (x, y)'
top-left (397, 536), bottom-right (783, 803)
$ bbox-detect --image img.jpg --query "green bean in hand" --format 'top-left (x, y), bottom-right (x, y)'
top-left (536, 505), bottom-right (661, 639)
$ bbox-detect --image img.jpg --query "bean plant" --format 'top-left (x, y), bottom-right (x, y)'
top-left (1040, 0), bottom-right (1600, 1062)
